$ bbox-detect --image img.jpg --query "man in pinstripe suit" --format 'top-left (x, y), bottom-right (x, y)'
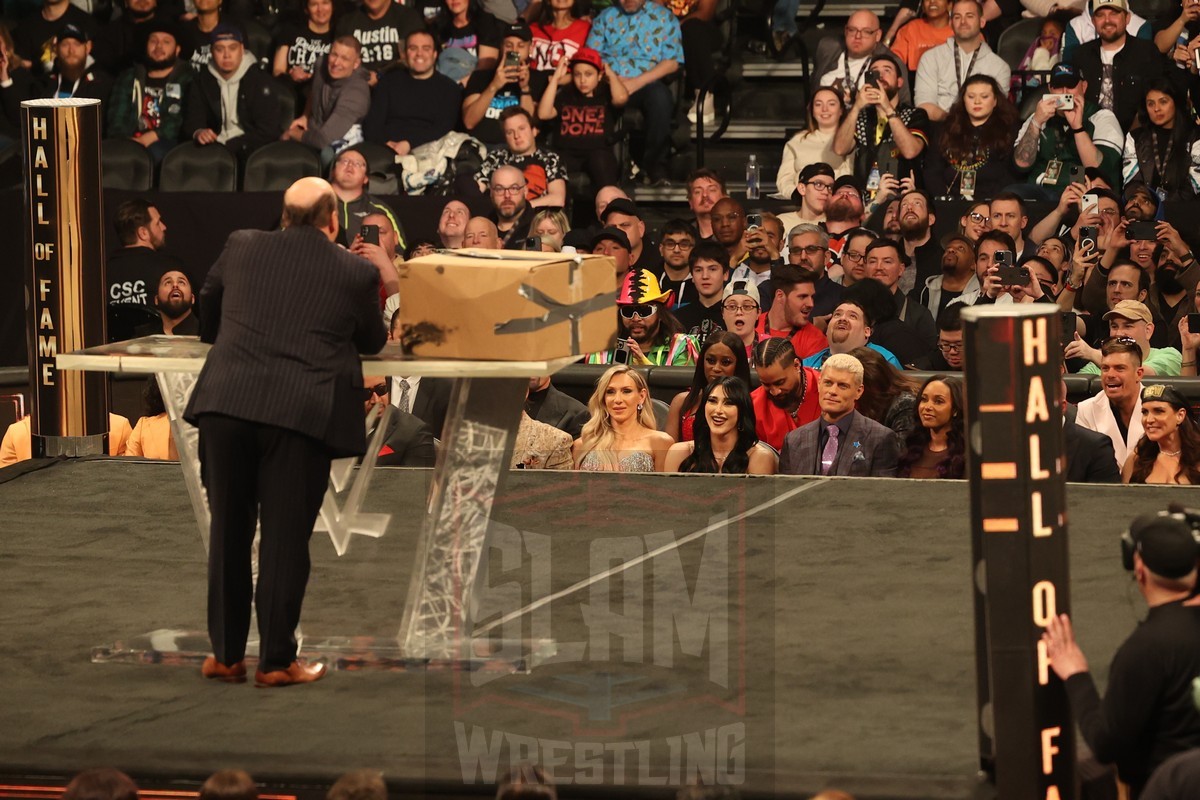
top-left (184, 177), bottom-right (388, 687)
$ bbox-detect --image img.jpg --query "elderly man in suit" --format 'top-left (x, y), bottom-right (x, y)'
top-left (185, 176), bottom-right (388, 687)
top-left (779, 353), bottom-right (900, 476)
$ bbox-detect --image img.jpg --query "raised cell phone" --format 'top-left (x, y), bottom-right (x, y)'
top-left (1190, 313), bottom-right (1200, 334)
top-left (522, 235), bottom-right (542, 251)
top-left (1068, 164), bottom-right (1087, 184)
top-left (1079, 225), bottom-right (1099, 254)
top-left (504, 50), bottom-right (521, 67)
top-left (613, 338), bottom-right (631, 364)
top-left (1061, 311), bottom-right (1077, 348)
top-left (1081, 192), bottom-right (1099, 213)
top-left (1125, 220), bottom-right (1158, 241)
top-left (746, 213), bottom-right (763, 230)
top-left (1053, 94), bottom-right (1075, 111)
top-left (359, 224), bottom-right (379, 246)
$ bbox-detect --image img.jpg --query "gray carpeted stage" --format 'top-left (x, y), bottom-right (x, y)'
top-left (0, 460), bottom-right (1183, 799)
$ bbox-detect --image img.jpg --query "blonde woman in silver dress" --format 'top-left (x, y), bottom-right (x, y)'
top-left (573, 365), bottom-right (674, 472)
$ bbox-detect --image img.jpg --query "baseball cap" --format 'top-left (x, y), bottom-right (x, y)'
top-left (1090, 0), bottom-right (1129, 14)
top-left (58, 24), bottom-right (89, 44)
top-left (1140, 383), bottom-right (1191, 411)
top-left (504, 22), bottom-right (533, 41)
top-left (1103, 299), bottom-right (1152, 325)
top-left (940, 232), bottom-right (974, 250)
top-left (437, 46), bottom-right (476, 82)
top-left (569, 47), bottom-right (603, 72)
top-left (799, 162), bottom-right (836, 184)
top-left (1128, 514), bottom-right (1198, 579)
top-left (210, 22), bottom-right (244, 44)
top-left (601, 197), bottom-right (641, 221)
top-left (721, 280), bottom-right (761, 306)
top-left (832, 175), bottom-right (865, 195)
top-left (591, 226), bottom-right (631, 251)
top-left (1049, 63), bottom-right (1082, 89)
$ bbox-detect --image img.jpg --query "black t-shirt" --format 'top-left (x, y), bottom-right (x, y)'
top-left (438, 11), bottom-right (504, 60)
top-left (13, 6), bottom-right (98, 74)
top-left (554, 83), bottom-right (614, 153)
top-left (464, 67), bottom-right (549, 146)
top-left (106, 246), bottom-right (185, 341)
top-left (674, 298), bottom-right (724, 335)
top-left (273, 22), bottom-right (333, 74)
top-left (337, 5), bottom-right (424, 74)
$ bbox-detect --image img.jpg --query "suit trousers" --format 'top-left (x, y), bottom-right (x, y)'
top-left (198, 413), bottom-right (332, 671)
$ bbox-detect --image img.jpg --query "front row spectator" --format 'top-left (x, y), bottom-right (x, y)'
top-left (107, 21), bottom-right (193, 162)
top-left (184, 25), bottom-right (281, 161)
top-left (536, 46), bottom-right (628, 190)
top-left (283, 36), bottom-right (369, 161)
top-left (1075, 337), bottom-right (1145, 469)
top-left (664, 377), bottom-right (779, 474)
top-left (896, 374), bottom-right (965, 478)
top-left (750, 337), bottom-right (821, 452)
top-left (778, 353), bottom-right (901, 476)
top-left (1123, 384), bottom-right (1200, 483)
top-left (127, 378), bottom-right (179, 460)
top-left (573, 364), bottom-right (673, 471)
top-left (666, 330), bottom-right (751, 442)
top-left (1, 413), bottom-right (132, 466)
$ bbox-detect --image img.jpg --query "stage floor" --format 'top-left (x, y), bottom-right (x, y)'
top-left (0, 460), bottom-right (1180, 799)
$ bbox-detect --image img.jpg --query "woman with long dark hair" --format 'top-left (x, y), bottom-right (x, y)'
top-left (664, 377), bottom-right (777, 474)
top-left (1121, 79), bottom-right (1200, 202)
top-left (924, 74), bottom-right (1019, 200)
top-left (665, 331), bottom-right (752, 442)
top-left (1123, 384), bottom-right (1200, 484)
top-left (898, 375), bottom-right (966, 479)
top-left (849, 346), bottom-right (920, 446)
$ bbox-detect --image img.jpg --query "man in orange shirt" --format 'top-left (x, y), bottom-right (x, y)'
top-left (755, 264), bottom-right (829, 359)
top-left (749, 337), bottom-right (821, 453)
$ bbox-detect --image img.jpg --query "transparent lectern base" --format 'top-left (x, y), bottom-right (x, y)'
top-left (91, 630), bottom-right (556, 673)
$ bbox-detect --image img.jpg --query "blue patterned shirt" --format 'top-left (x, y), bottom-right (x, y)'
top-left (586, 1), bottom-right (684, 79)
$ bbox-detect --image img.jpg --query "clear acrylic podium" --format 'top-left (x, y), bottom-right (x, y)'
top-left (58, 336), bottom-right (576, 671)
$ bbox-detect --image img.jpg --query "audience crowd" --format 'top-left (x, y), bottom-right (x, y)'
top-left (4, 0), bottom-right (1200, 484)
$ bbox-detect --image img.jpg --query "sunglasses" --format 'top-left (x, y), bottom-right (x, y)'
top-left (619, 304), bottom-right (659, 319)
top-left (362, 382), bottom-right (389, 400)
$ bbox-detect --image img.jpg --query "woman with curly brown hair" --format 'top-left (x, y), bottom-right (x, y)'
top-left (924, 74), bottom-right (1018, 200)
top-left (1123, 384), bottom-right (1200, 485)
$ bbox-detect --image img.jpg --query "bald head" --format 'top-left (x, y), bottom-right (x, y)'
top-left (595, 185), bottom-right (630, 222)
top-left (464, 217), bottom-right (500, 249)
top-left (282, 177), bottom-right (339, 239)
top-left (845, 10), bottom-right (882, 57)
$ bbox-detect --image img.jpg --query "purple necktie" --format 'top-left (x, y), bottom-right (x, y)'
top-left (821, 424), bottom-right (839, 475)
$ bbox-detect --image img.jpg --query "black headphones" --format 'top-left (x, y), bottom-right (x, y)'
top-left (1120, 506), bottom-right (1200, 572)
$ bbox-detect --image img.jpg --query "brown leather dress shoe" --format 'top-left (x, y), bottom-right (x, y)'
top-left (254, 660), bottom-right (327, 688)
top-left (201, 656), bottom-right (247, 683)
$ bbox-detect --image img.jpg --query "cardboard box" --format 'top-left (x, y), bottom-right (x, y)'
top-left (396, 250), bottom-right (617, 360)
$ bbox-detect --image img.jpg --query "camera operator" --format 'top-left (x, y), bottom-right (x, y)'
top-left (1043, 510), bottom-right (1200, 798)
top-left (1012, 63), bottom-right (1123, 200)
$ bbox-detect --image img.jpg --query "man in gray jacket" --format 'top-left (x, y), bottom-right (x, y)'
top-left (283, 35), bottom-right (369, 164)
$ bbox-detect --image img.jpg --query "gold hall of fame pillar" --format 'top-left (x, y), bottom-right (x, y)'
top-left (21, 98), bottom-right (110, 457)
top-left (961, 305), bottom-right (1074, 800)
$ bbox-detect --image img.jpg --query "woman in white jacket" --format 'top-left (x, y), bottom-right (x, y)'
top-left (774, 87), bottom-right (852, 197)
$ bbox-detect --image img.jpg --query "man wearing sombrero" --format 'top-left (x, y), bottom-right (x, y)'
top-left (587, 270), bottom-right (698, 366)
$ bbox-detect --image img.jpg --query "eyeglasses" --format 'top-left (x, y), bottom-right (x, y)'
top-left (938, 341), bottom-right (963, 353)
top-left (661, 238), bottom-right (694, 250)
top-left (967, 212), bottom-right (988, 223)
top-left (793, 244), bottom-right (826, 256)
top-left (491, 184), bottom-right (526, 196)
top-left (806, 181), bottom-right (834, 193)
top-left (845, 26), bottom-right (879, 36)
top-left (842, 249), bottom-right (865, 264)
top-left (619, 303), bottom-right (659, 319)
top-left (722, 301), bottom-right (759, 313)
top-left (336, 159), bottom-right (368, 171)
top-left (362, 382), bottom-right (389, 400)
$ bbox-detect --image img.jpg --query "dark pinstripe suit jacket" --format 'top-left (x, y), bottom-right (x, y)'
top-left (778, 411), bottom-right (901, 477)
top-left (184, 225), bottom-right (388, 458)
